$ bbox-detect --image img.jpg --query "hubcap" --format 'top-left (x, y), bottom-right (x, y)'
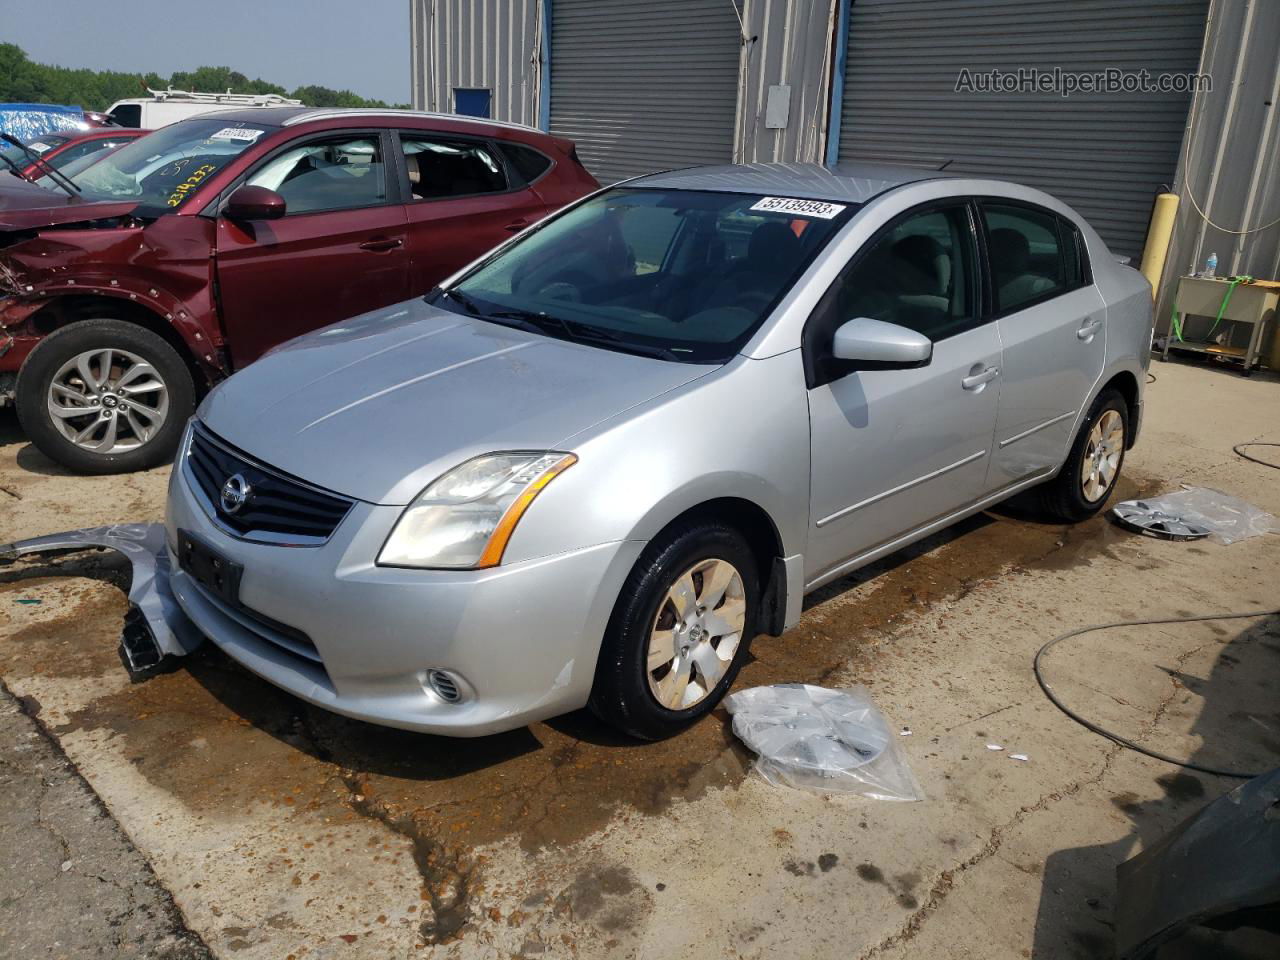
top-left (1080, 409), bottom-right (1124, 503)
top-left (646, 557), bottom-right (746, 711)
top-left (46, 348), bottom-right (169, 455)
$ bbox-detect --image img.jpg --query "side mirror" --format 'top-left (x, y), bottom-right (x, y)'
top-left (224, 185), bottom-right (286, 221)
top-left (832, 317), bottom-right (932, 368)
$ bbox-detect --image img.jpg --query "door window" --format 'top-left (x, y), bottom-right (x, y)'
top-left (246, 136), bottom-right (388, 215)
top-left (982, 203), bottom-right (1069, 314)
top-left (810, 204), bottom-right (977, 359)
top-left (399, 135), bottom-right (507, 200)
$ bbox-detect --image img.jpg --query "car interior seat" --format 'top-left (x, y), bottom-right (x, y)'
top-left (989, 227), bottom-right (1055, 309)
top-left (692, 221), bottom-right (805, 315)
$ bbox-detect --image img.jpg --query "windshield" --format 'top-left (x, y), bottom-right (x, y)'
top-left (35, 148), bottom-right (123, 189)
top-left (442, 188), bottom-right (854, 363)
top-left (67, 119), bottom-right (272, 213)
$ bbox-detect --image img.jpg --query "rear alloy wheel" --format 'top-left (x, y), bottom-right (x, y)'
top-left (1039, 388), bottom-right (1129, 522)
top-left (17, 319), bottom-right (195, 474)
top-left (591, 521), bottom-right (759, 740)
top-left (1079, 409), bottom-right (1125, 504)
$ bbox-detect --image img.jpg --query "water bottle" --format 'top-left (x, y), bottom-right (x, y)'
top-left (1204, 252), bottom-right (1217, 278)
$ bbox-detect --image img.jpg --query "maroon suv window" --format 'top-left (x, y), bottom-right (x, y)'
top-left (497, 142), bottom-right (552, 185)
top-left (399, 135), bottom-right (508, 200)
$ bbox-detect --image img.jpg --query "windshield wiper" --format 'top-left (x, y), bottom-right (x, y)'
top-left (486, 307), bottom-right (682, 362)
top-left (437, 289), bottom-right (682, 361)
top-left (0, 133), bottom-right (80, 199)
top-left (437, 286), bottom-right (486, 318)
top-left (0, 151), bottom-right (35, 183)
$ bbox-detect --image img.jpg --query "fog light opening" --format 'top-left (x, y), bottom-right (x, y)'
top-left (425, 669), bottom-right (464, 704)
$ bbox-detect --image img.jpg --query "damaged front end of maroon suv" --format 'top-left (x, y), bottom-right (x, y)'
top-left (0, 108), bottom-right (598, 474)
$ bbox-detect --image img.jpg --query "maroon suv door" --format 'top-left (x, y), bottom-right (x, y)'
top-left (394, 131), bottom-right (551, 295)
top-left (214, 130), bottom-right (410, 367)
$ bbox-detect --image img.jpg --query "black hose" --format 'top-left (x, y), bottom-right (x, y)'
top-left (1233, 442), bottom-right (1280, 470)
top-left (1034, 609), bottom-right (1280, 779)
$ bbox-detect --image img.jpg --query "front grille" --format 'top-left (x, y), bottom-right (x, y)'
top-left (185, 423), bottom-right (354, 544)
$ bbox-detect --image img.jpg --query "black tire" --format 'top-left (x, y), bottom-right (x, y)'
top-left (1040, 388), bottom-right (1129, 522)
top-left (590, 521), bottom-right (760, 741)
top-left (16, 319), bottom-right (195, 475)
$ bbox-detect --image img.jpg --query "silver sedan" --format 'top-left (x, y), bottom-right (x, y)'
top-left (165, 162), bottom-right (1152, 739)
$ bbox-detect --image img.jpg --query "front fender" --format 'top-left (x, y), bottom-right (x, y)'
top-left (0, 215), bottom-right (225, 379)
top-left (502, 351), bottom-right (812, 565)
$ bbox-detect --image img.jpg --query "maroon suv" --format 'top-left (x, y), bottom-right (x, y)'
top-left (0, 107), bottom-right (598, 473)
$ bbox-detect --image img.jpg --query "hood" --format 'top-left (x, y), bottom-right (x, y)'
top-left (0, 175), bottom-right (137, 231)
top-left (198, 299), bottom-right (713, 505)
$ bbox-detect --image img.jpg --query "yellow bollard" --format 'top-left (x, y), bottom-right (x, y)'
top-left (1139, 192), bottom-right (1180, 299)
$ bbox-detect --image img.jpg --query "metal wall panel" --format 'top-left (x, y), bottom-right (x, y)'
top-left (1157, 0), bottom-right (1280, 329)
top-left (837, 0), bottom-right (1209, 261)
top-left (410, 0), bottom-right (541, 128)
top-left (549, 0), bottom-right (743, 183)
top-left (738, 0), bottom-right (839, 164)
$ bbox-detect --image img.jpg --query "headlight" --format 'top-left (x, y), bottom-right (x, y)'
top-left (377, 452), bottom-right (577, 569)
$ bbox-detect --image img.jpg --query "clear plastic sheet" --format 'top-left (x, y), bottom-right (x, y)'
top-left (1114, 485), bottom-right (1279, 545)
top-left (0, 103), bottom-right (87, 141)
top-left (724, 684), bottom-right (924, 800)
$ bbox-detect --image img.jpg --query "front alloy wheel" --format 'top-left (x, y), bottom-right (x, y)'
top-left (17, 319), bottom-right (195, 475)
top-left (47, 348), bottom-right (171, 455)
top-left (646, 558), bottom-right (747, 710)
top-left (591, 521), bottom-right (759, 740)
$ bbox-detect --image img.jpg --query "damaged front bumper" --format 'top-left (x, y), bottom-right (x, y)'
top-left (0, 523), bottom-right (204, 671)
top-left (166, 465), bottom-right (643, 737)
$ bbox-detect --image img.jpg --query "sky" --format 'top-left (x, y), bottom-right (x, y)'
top-left (1, 0), bottom-right (412, 104)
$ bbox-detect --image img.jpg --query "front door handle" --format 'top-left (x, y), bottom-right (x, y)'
top-left (504, 218), bottom-right (532, 233)
top-left (1077, 317), bottom-right (1103, 341)
top-left (961, 365), bottom-right (999, 390)
top-left (359, 237), bottom-right (403, 252)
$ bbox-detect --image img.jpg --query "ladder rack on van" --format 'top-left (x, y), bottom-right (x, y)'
top-left (145, 88), bottom-right (303, 107)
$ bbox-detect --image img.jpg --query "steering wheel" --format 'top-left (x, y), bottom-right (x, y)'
top-left (537, 270), bottom-right (599, 303)
top-left (538, 281), bottom-right (581, 303)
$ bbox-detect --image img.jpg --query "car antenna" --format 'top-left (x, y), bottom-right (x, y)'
top-left (0, 133), bottom-right (81, 198)
top-left (937, 158), bottom-right (955, 171)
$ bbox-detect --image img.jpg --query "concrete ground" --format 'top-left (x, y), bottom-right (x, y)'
top-left (1, 356), bottom-right (1278, 959)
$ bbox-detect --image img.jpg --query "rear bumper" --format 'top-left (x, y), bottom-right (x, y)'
top-left (165, 460), bottom-right (644, 736)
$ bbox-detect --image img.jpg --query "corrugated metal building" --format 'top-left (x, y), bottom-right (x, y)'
top-left (410, 0), bottom-right (1280, 311)
top-left (1156, 0), bottom-right (1280, 336)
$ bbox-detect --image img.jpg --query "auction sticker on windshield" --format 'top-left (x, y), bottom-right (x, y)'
top-left (750, 196), bottom-right (846, 219)
top-left (209, 127), bottom-right (264, 142)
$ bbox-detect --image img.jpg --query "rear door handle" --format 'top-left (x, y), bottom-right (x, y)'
top-left (961, 365), bottom-right (999, 390)
top-left (504, 218), bottom-right (532, 232)
top-left (359, 237), bottom-right (403, 252)
top-left (1077, 317), bottom-right (1103, 340)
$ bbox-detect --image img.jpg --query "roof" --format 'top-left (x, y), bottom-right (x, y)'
top-left (183, 105), bottom-right (541, 135)
top-left (627, 161), bottom-right (948, 204)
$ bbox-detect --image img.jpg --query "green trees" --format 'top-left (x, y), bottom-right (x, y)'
top-left (0, 44), bottom-right (407, 111)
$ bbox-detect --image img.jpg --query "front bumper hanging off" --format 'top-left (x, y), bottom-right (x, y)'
top-left (0, 523), bottom-right (203, 673)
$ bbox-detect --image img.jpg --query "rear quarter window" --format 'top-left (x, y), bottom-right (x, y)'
top-left (497, 142), bottom-right (552, 185)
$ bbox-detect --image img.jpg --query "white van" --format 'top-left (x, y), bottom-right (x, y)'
top-left (106, 89), bottom-right (303, 129)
